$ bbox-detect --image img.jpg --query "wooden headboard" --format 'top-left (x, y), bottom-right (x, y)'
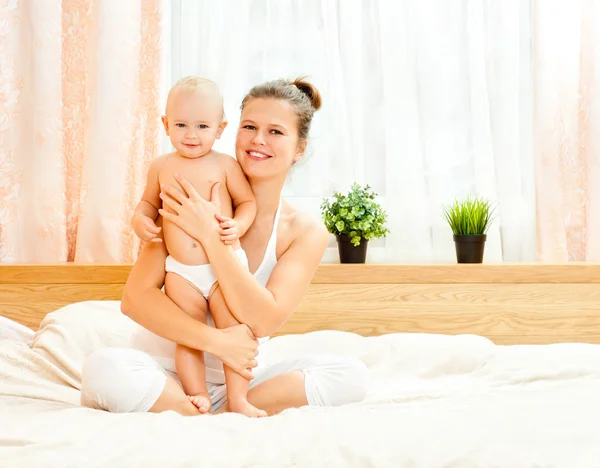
top-left (1, 263), bottom-right (599, 345)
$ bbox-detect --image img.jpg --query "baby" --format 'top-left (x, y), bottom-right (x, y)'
top-left (131, 76), bottom-right (266, 417)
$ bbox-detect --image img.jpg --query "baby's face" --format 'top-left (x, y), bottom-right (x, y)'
top-left (163, 89), bottom-right (226, 159)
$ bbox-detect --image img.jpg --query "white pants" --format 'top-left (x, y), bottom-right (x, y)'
top-left (81, 347), bottom-right (368, 413)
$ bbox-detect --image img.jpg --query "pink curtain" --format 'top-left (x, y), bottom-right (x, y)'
top-left (533, 0), bottom-right (600, 261)
top-left (0, 0), bottom-right (164, 263)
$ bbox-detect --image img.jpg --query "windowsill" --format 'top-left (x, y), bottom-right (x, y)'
top-left (312, 262), bottom-right (600, 284)
top-left (0, 262), bottom-right (598, 286)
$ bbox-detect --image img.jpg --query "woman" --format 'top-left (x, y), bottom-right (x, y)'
top-left (81, 77), bottom-right (369, 416)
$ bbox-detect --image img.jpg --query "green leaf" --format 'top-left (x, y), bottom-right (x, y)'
top-left (442, 195), bottom-right (496, 235)
top-left (320, 182), bottom-right (390, 242)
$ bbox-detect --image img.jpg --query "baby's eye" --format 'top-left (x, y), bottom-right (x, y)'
top-left (199, 124), bottom-right (208, 129)
top-left (176, 123), bottom-right (186, 128)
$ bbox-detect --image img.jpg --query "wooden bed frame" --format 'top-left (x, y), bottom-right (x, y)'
top-left (1, 263), bottom-right (600, 345)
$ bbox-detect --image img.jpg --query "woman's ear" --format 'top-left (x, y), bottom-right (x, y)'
top-left (294, 139), bottom-right (307, 163)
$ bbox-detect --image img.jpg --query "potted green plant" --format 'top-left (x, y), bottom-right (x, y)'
top-left (320, 183), bottom-right (390, 263)
top-left (443, 195), bottom-right (496, 263)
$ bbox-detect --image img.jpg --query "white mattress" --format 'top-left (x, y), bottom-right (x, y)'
top-left (1, 301), bottom-right (600, 467)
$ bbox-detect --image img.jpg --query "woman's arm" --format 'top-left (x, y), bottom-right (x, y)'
top-left (121, 235), bottom-right (259, 378)
top-left (121, 239), bottom-right (216, 349)
top-left (203, 216), bottom-right (328, 337)
top-left (158, 177), bottom-right (328, 337)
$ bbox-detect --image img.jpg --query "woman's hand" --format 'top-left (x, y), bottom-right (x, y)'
top-left (158, 174), bottom-right (221, 243)
top-left (214, 324), bottom-right (259, 380)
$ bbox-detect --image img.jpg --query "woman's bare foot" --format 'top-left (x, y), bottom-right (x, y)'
top-left (187, 393), bottom-right (212, 414)
top-left (229, 398), bottom-right (267, 418)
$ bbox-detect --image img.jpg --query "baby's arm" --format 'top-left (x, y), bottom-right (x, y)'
top-left (221, 156), bottom-right (257, 241)
top-left (132, 157), bottom-right (164, 242)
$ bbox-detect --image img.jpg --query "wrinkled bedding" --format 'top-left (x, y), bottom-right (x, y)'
top-left (1, 301), bottom-right (600, 467)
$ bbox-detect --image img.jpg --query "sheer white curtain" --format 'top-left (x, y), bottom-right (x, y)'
top-left (164, 0), bottom-right (536, 262)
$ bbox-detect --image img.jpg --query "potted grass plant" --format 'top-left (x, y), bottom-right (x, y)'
top-left (443, 195), bottom-right (496, 263)
top-left (320, 183), bottom-right (390, 263)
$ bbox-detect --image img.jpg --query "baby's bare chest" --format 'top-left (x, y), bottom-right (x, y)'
top-left (158, 157), bottom-right (227, 200)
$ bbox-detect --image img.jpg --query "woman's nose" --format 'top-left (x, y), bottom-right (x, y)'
top-left (252, 133), bottom-right (266, 145)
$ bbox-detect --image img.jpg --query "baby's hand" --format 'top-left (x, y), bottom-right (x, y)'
top-left (217, 216), bottom-right (240, 245)
top-left (132, 214), bottom-right (162, 243)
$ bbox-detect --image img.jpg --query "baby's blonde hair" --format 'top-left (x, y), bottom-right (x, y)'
top-left (167, 76), bottom-right (225, 120)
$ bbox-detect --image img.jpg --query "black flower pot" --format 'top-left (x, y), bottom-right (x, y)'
top-left (453, 234), bottom-right (486, 263)
top-left (336, 235), bottom-right (368, 263)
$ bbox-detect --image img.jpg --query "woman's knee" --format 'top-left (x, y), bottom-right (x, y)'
top-left (305, 356), bottom-right (369, 407)
top-left (81, 347), bottom-right (167, 413)
top-left (334, 357), bottom-right (369, 405)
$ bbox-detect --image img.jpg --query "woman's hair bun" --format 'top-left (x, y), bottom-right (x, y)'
top-left (292, 76), bottom-right (322, 111)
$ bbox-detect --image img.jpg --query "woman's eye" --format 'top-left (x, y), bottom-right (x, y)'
top-left (270, 129), bottom-right (282, 135)
top-left (243, 125), bottom-right (256, 130)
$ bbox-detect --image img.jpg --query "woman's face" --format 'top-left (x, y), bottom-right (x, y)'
top-left (235, 97), bottom-right (305, 181)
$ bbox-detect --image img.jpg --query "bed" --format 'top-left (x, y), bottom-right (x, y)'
top-left (1, 263), bottom-right (600, 467)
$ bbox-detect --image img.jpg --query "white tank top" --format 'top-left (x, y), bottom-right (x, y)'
top-left (250, 199), bottom-right (281, 288)
top-left (131, 199), bottom-right (283, 384)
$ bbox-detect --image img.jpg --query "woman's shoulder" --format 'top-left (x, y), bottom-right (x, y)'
top-left (279, 200), bottom-right (329, 252)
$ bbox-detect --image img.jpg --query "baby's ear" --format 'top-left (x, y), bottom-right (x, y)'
top-left (161, 116), bottom-right (169, 135)
top-left (216, 120), bottom-right (228, 139)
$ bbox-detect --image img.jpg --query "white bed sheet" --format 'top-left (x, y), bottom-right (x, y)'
top-left (1, 301), bottom-right (600, 467)
top-left (0, 315), bottom-right (34, 343)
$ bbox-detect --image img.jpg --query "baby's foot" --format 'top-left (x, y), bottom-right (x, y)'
top-left (187, 393), bottom-right (212, 414)
top-left (229, 399), bottom-right (267, 418)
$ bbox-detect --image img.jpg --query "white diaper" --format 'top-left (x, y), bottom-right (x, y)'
top-left (165, 249), bottom-right (249, 299)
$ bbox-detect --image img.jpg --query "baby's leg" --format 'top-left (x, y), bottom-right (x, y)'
top-left (164, 272), bottom-right (212, 413)
top-left (209, 286), bottom-right (267, 418)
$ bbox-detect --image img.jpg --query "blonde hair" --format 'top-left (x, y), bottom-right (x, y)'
top-left (241, 76), bottom-right (322, 141)
top-left (167, 76), bottom-right (225, 120)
